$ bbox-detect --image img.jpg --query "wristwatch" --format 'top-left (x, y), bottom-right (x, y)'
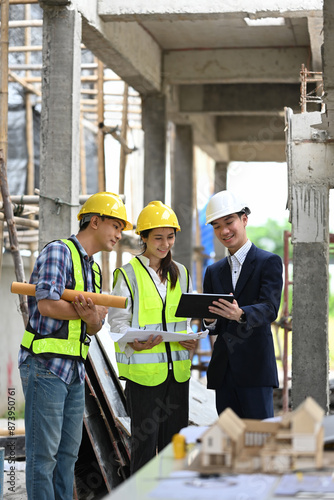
top-left (238, 311), bottom-right (246, 323)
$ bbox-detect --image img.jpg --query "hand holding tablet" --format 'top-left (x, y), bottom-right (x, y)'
top-left (175, 293), bottom-right (234, 319)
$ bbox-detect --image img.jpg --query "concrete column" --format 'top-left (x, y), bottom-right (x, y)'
top-left (171, 124), bottom-right (193, 273)
top-left (214, 161), bottom-right (228, 261)
top-left (142, 93), bottom-right (166, 205)
top-left (291, 185), bottom-right (329, 411)
top-left (287, 109), bottom-right (332, 412)
top-left (214, 161), bottom-right (228, 193)
top-left (39, 4), bottom-right (81, 250)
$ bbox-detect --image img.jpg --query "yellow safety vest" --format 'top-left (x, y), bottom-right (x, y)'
top-left (21, 238), bottom-right (101, 362)
top-left (114, 256), bottom-right (191, 386)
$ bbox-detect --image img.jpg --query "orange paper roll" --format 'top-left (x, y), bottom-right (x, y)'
top-left (11, 282), bottom-right (127, 309)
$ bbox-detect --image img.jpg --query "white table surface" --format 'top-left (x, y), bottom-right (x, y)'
top-left (102, 442), bottom-right (334, 500)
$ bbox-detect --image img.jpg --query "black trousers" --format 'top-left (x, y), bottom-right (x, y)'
top-left (215, 364), bottom-right (274, 419)
top-left (125, 372), bottom-right (189, 474)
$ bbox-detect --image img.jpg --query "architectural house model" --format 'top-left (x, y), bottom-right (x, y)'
top-left (199, 397), bottom-right (325, 474)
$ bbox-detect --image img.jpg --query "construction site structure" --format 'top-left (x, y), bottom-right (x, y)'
top-left (1, 0), bottom-right (334, 433)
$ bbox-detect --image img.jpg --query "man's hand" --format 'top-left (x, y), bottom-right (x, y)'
top-left (72, 294), bottom-right (108, 335)
top-left (208, 296), bottom-right (244, 322)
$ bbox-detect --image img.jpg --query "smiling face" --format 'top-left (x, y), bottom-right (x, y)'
top-left (211, 212), bottom-right (248, 255)
top-left (141, 227), bottom-right (176, 266)
top-left (96, 216), bottom-right (124, 252)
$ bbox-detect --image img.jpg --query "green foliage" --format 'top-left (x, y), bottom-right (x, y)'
top-left (247, 218), bottom-right (291, 260)
top-left (329, 273), bottom-right (334, 318)
top-left (1, 402), bottom-right (25, 419)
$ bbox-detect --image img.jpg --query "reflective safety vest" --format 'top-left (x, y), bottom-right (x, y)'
top-left (21, 238), bottom-right (101, 362)
top-left (114, 256), bottom-right (191, 386)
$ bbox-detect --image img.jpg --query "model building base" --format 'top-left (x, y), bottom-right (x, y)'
top-left (191, 397), bottom-right (331, 474)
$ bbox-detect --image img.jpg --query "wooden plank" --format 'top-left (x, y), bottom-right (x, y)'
top-left (95, 330), bottom-right (131, 440)
top-left (83, 380), bottom-right (124, 491)
top-left (75, 425), bottom-right (108, 500)
top-left (86, 344), bottom-right (131, 461)
top-left (96, 329), bottom-right (130, 436)
top-left (85, 369), bottom-right (130, 470)
top-left (88, 335), bottom-right (131, 447)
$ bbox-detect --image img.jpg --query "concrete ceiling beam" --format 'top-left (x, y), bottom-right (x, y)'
top-left (228, 141), bottom-right (286, 162)
top-left (163, 48), bottom-right (309, 85)
top-left (167, 111), bottom-right (286, 162)
top-left (39, 0), bottom-right (70, 5)
top-left (168, 110), bottom-right (228, 162)
top-left (191, 115), bottom-right (229, 162)
top-left (97, 0), bottom-right (322, 22)
top-left (178, 84), bottom-right (301, 114)
top-left (216, 116), bottom-right (285, 142)
top-left (77, 1), bottom-right (162, 94)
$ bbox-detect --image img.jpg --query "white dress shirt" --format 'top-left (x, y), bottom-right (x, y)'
top-left (108, 255), bottom-right (193, 356)
top-left (227, 239), bottom-right (252, 290)
top-left (203, 239), bottom-right (252, 329)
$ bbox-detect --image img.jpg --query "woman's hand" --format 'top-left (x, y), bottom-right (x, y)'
top-left (128, 334), bottom-right (163, 351)
top-left (179, 339), bottom-right (197, 351)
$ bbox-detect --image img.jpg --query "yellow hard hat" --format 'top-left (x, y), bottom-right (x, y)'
top-left (135, 201), bottom-right (181, 235)
top-left (77, 192), bottom-right (133, 230)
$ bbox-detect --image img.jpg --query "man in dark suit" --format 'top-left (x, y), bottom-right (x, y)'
top-left (203, 190), bottom-right (283, 419)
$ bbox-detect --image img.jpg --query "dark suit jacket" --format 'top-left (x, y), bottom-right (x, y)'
top-left (203, 243), bottom-right (283, 390)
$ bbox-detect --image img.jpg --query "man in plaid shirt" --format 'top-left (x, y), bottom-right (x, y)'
top-left (18, 192), bottom-right (132, 500)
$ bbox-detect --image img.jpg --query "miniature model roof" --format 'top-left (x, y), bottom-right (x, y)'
top-left (284, 397), bottom-right (324, 425)
top-left (217, 408), bottom-right (246, 441)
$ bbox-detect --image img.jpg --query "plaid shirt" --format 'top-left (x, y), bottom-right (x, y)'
top-left (18, 234), bottom-right (99, 384)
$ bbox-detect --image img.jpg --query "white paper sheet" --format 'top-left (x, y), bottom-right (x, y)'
top-left (275, 474), bottom-right (334, 496)
top-left (179, 425), bottom-right (209, 444)
top-left (149, 471), bottom-right (277, 500)
top-left (109, 327), bottom-right (208, 345)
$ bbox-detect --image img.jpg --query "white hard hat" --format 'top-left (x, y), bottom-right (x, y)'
top-left (206, 190), bottom-right (251, 224)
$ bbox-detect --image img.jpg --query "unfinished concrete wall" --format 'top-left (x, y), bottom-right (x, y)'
top-left (287, 109), bottom-right (334, 412)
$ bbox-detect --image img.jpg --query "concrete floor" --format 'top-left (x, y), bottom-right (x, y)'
top-left (3, 467), bottom-right (26, 500)
top-left (0, 418), bottom-right (26, 500)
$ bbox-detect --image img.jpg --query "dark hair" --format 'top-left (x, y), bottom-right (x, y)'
top-left (79, 220), bottom-right (90, 232)
top-left (79, 214), bottom-right (123, 232)
top-left (140, 228), bottom-right (180, 289)
top-left (236, 211), bottom-right (246, 219)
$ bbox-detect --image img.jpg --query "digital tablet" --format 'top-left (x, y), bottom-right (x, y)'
top-left (175, 293), bottom-right (235, 319)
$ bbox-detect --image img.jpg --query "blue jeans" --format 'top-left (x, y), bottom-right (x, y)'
top-left (20, 357), bottom-right (84, 500)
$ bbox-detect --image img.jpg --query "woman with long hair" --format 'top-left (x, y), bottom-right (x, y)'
top-left (108, 201), bottom-right (196, 474)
